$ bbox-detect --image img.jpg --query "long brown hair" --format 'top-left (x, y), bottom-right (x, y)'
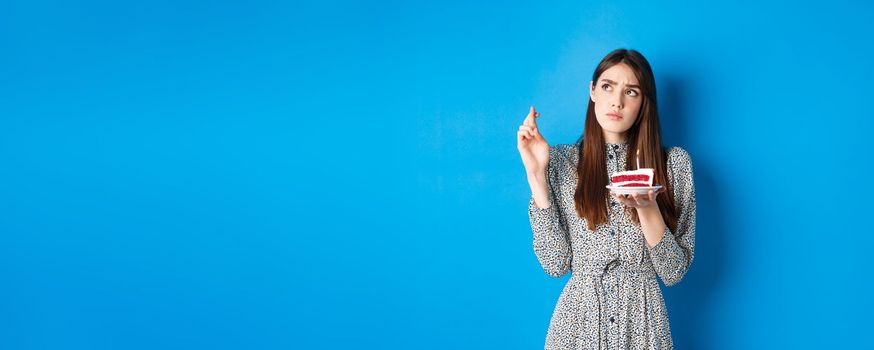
top-left (573, 48), bottom-right (679, 233)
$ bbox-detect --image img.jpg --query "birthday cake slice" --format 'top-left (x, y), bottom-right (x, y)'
top-left (610, 168), bottom-right (654, 187)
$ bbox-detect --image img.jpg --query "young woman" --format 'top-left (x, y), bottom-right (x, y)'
top-left (516, 48), bottom-right (696, 349)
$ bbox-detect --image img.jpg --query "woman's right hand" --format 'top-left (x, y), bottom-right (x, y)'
top-left (517, 105), bottom-right (550, 177)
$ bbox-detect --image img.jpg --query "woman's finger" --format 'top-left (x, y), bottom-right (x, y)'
top-left (524, 106), bottom-right (537, 127)
top-left (632, 193), bottom-right (644, 206)
top-left (615, 193), bottom-right (631, 207)
top-left (520, 124), bottom-right (539, 135)
top-left (520, 126), bottom-right (540, 140)
top-left (518, 129), bottom-right (533, 141)
top-left (621, 196), bottom-right (632, 207)
top-left (520, 129), bottom-right (534, 139)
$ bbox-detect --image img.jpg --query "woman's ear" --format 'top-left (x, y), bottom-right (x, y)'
top-left (589, 80), bottom-right (597, 103)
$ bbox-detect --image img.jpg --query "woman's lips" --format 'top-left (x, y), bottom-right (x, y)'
top-left (608, 112), bottom-right (623, 120)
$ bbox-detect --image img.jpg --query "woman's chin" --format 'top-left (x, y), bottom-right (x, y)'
top-left (601, 125), bottom-right (631, 134)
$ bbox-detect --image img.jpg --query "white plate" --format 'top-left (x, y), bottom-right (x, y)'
top-left (606, 185), bottom-right (663, 195)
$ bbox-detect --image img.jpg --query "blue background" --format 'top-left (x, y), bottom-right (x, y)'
top-left (2, 0), bottom-right (872, 348)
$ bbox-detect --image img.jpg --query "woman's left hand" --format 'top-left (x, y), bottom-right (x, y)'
top-left (612, 188), bottom-right (666, 209)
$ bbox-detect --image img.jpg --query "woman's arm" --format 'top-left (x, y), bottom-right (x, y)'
top-left (612, 147), bottom-right (696, 287)
top-left (644, 148), bottom-right (696, 287)
top-left (528, 145), bottom-right (573, 278)
top-left (639, 206), bottom-right (667, 249)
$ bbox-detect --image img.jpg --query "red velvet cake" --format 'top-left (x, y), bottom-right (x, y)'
top-left (610, 168), bottom-right (654, 187)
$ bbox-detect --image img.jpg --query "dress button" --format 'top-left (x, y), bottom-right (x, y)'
top-left (610, 229), bottom-right (615, 236)
top-left (610, 316), bottom-right (615, 323)
top-left (608, 154), bottom-right (613, 159)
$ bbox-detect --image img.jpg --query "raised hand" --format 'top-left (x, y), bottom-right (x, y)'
top-left (517, 105), bottom-right (550, 177)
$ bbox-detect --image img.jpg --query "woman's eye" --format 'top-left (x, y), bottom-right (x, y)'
top-left (626, 90), bottom-right (639, 97)
top-left (601, 84), bottom-right (611, 90)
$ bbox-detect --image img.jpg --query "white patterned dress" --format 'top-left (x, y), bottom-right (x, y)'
top-left (528, 141), bottom-right (696, 350)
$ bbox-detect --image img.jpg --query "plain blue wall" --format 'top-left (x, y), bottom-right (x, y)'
top-left (2, 0), bottom-right (872, 348)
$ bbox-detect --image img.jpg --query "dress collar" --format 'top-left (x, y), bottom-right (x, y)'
top-left (605, 140), bottom-right (628, 151)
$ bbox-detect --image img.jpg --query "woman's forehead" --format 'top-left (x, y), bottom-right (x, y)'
top-left (599, 64), bottom-right (639, 85)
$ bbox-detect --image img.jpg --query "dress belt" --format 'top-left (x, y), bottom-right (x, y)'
top-left (571, 260), bottom-right (656, 350)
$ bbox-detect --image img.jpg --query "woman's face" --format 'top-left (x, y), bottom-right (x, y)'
top-left (589, 63), bottom-right (644, 138)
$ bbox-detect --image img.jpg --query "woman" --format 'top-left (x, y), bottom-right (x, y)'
top-left (516, 48), bottom-right (696, 349)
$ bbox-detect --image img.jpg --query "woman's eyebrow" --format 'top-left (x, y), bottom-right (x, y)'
top-left (599, 78), bottom-right (640, 89)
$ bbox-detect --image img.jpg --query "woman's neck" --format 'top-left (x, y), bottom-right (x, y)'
top-left (604, 131), bottom-right (627, 145)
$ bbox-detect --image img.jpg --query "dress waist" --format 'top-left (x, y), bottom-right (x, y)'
top-left (571, 259), bottom-right (656, 277)
top-left (569, 259), bottom-right (656, 349)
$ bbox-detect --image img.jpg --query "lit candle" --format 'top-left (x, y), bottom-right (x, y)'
top-left (636, 149), bottom-right (640, 169)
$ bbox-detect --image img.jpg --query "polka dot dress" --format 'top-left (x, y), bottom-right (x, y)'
top-left (528, 141), bottom-right (696, 349)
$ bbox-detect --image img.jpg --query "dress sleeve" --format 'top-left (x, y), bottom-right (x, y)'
top-left (649, 147), bottom-right (696, 287)
top-left (528, 145), bottom-right (573, 278)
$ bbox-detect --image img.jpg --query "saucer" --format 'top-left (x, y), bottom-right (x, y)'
top-left (606, 185), bottom-right (663, 195)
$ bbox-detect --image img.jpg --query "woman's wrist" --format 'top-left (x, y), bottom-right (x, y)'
top-left (636, 205), bottom-right (661, 216)
top-left (526, 168), bottom-right (547, 181)
top-left (637, 205), bottom-right (666, 229)
top-left (527, 170), bottom-right (551, 208)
